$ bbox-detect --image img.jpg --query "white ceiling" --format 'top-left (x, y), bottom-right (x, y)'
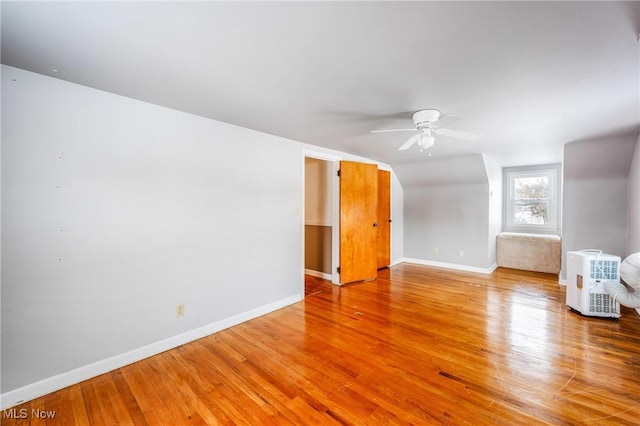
top-left (2, 1), bottom-right (639, 175)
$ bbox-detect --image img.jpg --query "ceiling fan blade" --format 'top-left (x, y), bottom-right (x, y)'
top-left (371, 128), bottom-right (416, 133)
top-left (398, 134), bottom-right (420, 151)
top-left (434, 128), bottom-right (479, 141)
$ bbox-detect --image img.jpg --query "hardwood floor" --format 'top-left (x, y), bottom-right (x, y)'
top-left (304, 274), bottom-right (334, 297)
top-left (4, 264), bottom-right (640, 425)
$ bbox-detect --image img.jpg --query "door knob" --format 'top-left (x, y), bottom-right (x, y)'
top-left (373, 223), bottom-right (379, 227)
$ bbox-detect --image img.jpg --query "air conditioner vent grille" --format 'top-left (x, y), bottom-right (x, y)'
top-left (590, 260), bottom-right (618, 280)
top-left (589, 292), bottom-right (618, 314)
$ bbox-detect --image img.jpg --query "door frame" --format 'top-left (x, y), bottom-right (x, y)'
top-left (302, 149), bottom-right (342, 290)
top-left (377, 164), bottom-right (393, 264)
top-left (377, 168), bottom-right (392, 269)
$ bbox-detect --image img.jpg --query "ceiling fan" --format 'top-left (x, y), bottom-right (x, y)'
top-left (371, 109), bottom-right (478, 151)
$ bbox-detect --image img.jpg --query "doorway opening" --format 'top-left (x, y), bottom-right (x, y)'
top-left (303, 152), bottom-right (341, 297)
top-left (301, 152), bottom-right (392, 296)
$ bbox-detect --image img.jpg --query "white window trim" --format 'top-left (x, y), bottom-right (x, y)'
top-left (503, 165), bottom-right (560, 234)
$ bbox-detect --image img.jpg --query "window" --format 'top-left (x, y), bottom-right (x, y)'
top-left (504, 165), bottom-right (560, 233)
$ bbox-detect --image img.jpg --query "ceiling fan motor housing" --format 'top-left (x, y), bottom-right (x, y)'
top-left (413, 109), bottom-right (440, 128)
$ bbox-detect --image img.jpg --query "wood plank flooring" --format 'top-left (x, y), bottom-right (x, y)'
top-left (4, 264), bottom-right (640, 425)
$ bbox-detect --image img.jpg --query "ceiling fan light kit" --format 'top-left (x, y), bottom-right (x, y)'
top-left (418, 128), bottom-right (435, 150)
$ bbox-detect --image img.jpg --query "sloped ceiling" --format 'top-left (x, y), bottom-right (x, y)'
top-left (564, 134), bottom-right (639, 180)
top-left (2, 1), bottom-right (639, 185)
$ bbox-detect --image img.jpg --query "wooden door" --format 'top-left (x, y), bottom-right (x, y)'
top-left (377, 169), bottom-right (391, 269)
top-left (339, 161), bottom-right (378, 284)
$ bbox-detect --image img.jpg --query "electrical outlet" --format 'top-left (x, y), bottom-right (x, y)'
top-left (433, 247), bottom-right (439, 254)
top-left (176, 304), bottom-right (185, 317)
top-left (459, 250), bottom-right (464, 257)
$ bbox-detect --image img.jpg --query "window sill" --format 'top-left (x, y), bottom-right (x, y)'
top-left (503, 226), bottom-right (559, 236)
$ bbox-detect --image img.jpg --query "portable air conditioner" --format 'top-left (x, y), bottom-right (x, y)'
top-left (566, 251), bottom-right (621, 318)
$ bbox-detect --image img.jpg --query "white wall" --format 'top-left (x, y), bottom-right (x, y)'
top-left (562, 178), bottom-right (628, 254)
top-left (561, 135), bottom-right (638, 279)
top-left (1, 66), bottom-right (404, 406)
top-left (483, 155), bottom-right (502, 267)
top-left (628, 134), bottom-right (640, 254)
top-left (391, 171), bottom-right (404, 262)
top-left (404, 184), bottom-right (489, 268)
top-left (1, 65), bottom-right (303, 397)
top-left (401, 154), bottom-right (494, 271)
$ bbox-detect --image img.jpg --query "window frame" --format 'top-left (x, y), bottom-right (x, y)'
top-left (503, 165), bottom-right (560, 234)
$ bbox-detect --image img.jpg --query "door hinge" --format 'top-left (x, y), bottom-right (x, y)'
top-left (337, 266), bottom-right (341, 274)
top-left (337, 169), bottom-right (341, 177)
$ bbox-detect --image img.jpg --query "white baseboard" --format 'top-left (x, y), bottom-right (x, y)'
top-left (304, 269), bottom-right (332, 280)
top-left (400, 258), bottom-right (497, 275)
top-left (389, 258), bottom-right (405, 267)
top-left (558, 277), bottom-right (567, 286)
top-left (0, 294), bottom-right (302, 410)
